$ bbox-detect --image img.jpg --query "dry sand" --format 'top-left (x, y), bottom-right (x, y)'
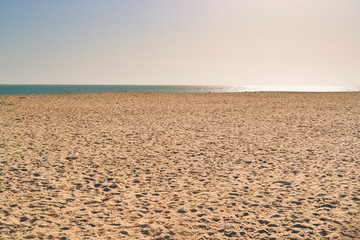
top-left (1, 92), bottom-right (360, 239)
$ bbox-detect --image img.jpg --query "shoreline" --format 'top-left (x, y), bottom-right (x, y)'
top-left (1, 84), bottom-right (358, 95)
top-left (0, 90), bottom-right (359, 97)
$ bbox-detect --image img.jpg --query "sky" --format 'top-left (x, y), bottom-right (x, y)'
top-left (0, 0), bottom-right (359, 87)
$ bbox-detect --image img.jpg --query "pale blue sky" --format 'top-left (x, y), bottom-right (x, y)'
top-left (1, 0), bottom-right (359, 87)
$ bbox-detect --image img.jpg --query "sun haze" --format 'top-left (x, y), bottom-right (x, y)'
top-left (0, 0), bottom-right (359, 88)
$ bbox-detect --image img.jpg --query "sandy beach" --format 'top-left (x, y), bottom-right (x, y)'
top-left (1, 92), bottom-right (359, 239)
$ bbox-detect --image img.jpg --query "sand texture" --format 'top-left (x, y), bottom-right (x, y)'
top-left (1, 92), bottom-right (360, 239)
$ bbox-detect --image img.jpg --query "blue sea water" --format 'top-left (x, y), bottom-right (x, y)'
top-left (0, 85), bottom-right (240, 95)
top-left (0, 85), bottom-right (357, 95)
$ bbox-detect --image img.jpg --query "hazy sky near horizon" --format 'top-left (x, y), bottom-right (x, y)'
top-left (1, 0), bottom-right (359, 86)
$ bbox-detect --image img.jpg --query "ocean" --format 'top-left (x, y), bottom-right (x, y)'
top-left (0, 85), bottom-right (241, 95)
top-left (0, 85), bottom-right (357, 95)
